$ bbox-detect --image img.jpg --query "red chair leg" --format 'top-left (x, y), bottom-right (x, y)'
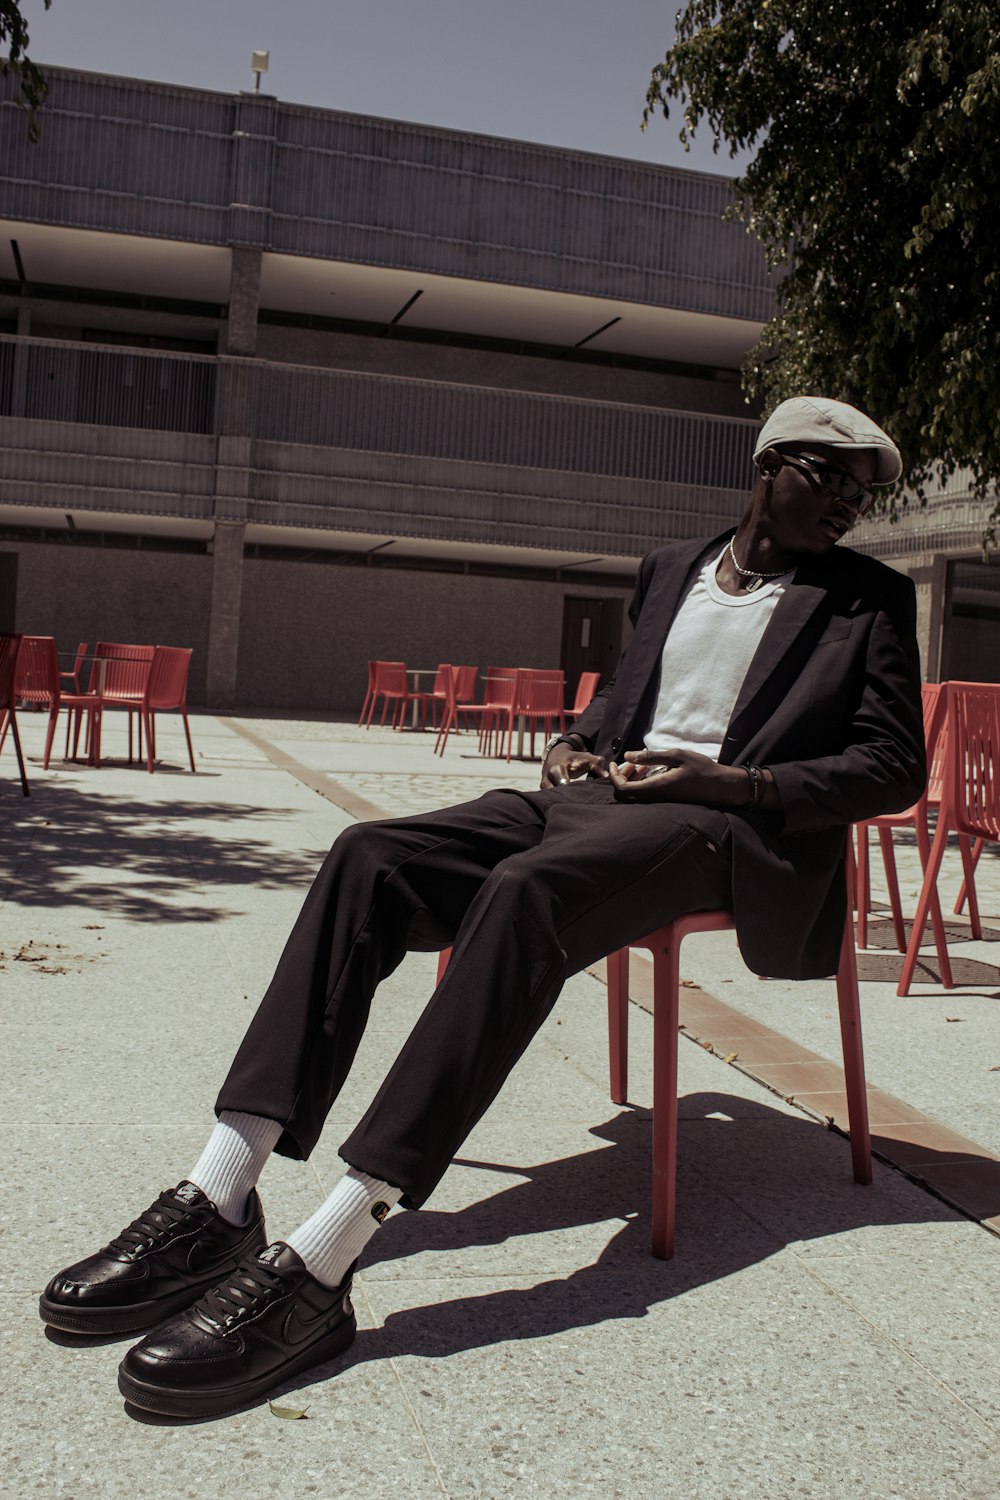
top-left (5, 709), bottom-right (30, 795)
top-left (877, 827), bottom-right (907, 953)
top-left (856, 824), bottom-right (870, 948)
top-left (898, 818), bottom-right (953, 995)
top-left (957, 835), bottom-right (983, 939)
top-left (42, 705), bottom-right (59, 769)
top-left (834, 894), bottom-right (872, 1184)
top-left (606, 949), bottom-right (630, 1105)
top-left (650, 933), bottom-right (681, 1260)
top-left (143, 708), bottom-right (155, 772)
top-left (954, 837), bottom-right (984, 918)
top-left (914, 814), bottom-right (952, 985)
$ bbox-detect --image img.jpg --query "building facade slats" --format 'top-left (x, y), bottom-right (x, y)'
top-left (0, 333), bottom-right (754, 555)
top-left (1, 69), bottom-right (772, 319)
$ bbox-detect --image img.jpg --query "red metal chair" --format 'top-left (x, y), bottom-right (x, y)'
top-left (433, 845), bottom-right (870, 1260)
top-left (0, 633), bottom-right (29, 795)
top-left (363, 661), bottom-right (419, 730)
top-left (140, 646), bottom-right (196, 773)
top-left (507, 669), bottom-right (566, 761)
top-left (567, 670), bottom-right (600, 718)
top-left (2, 634), bottom-right (103, 770)
top-left (86, 642), bottom-right (155, 764)
top-left (60, 640), bottom-right (90, 756)
top-left (855, 683), bottom-right (949, 964)
top-left (434, 666), bottom-right (502, 757)
top-left (856, 682), bottom-right (988, 963)
top-left (897, 681), bottom-right (1000, 995)
top-left (476, 669), bottom-right (522, 758)
top-left (604, 860), bottom-right (870, 1257)
top-left (427, 663), bottom-right (452, 728)
top-left (357, 661), bottom-right (378, 727)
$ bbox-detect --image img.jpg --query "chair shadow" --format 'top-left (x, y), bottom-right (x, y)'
top-left (122, 1093), bottom-right (999, 1424)
top-left (312, 1094), bottom-right (999, 1373)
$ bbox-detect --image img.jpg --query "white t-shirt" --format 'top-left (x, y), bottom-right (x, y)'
top-left (643, 545), bottom-right (794, 760)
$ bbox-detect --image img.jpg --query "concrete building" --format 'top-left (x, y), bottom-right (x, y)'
top-left (0, 67), bottom-right (991, 709)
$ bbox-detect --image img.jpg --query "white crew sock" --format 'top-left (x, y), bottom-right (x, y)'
top-left (187, 1111), bottom-right (283, 1224)
top-left (286, 1167), bottom-right (402, 1288)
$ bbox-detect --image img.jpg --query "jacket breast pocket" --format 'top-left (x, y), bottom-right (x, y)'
top-left (813, 620), bottom-right (853, 646)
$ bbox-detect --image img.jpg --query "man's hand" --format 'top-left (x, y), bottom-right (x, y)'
top-left (608, 748), bottom-right (748, 806)
top-left (541, 741), bottom-right (609, 788)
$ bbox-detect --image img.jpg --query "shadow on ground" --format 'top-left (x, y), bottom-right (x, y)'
top-left (117, 1092), bottom-right (1000, 1424)
top-left (0, 780), bottom-right (327, 921)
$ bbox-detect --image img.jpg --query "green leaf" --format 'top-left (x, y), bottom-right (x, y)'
top-left (268, 1401), bottom-right (310, 1420)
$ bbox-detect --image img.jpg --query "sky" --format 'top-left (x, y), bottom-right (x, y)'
top-left (15, 0), bottom-right (747, 177)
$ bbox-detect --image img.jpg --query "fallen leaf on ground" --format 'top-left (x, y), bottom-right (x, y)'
top-left (945, 1017), bottom-right (963, 1023)
top-left (722, 1051), bottom-right (739, 1063)
top-left (268, 1401), bottom-right (310, 1420)
top-left (680, 979), bottom-right (700, 988)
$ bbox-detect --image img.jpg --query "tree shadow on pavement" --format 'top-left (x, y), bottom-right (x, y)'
top-left (0, 780), bottom-right (328, 923)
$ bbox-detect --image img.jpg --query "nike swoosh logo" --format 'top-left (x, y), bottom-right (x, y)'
top-left (282, 1296), bottom-right (351, 1347)
top-left (186, 1240), bottom-right (243, 1278)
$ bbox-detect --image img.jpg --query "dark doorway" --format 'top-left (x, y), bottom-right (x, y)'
top-left (560, 594), bottom-right (624, 692)
top-left (941, 558), bottom-right (1000, 682)
top-left (0, 552), bottom-right (17, 632)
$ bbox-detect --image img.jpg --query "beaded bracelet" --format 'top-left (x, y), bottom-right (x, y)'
top-left (743, 762), bottom-right (765, 808)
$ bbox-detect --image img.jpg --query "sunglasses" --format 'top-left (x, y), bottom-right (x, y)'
top-left (779, 453), bottom-right (877, 516)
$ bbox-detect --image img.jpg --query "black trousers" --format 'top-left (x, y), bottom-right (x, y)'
top-left (216, 780), bottom-right (733, 1208)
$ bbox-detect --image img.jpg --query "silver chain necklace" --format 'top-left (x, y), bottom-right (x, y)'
top-left (727, 536), bottom-right (789, 593)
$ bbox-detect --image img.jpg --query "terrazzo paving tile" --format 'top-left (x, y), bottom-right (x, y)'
top-left (3, 1296), bottom-right (445, 1500)
top-left (359, 1259), bottom-right (1000, 1500)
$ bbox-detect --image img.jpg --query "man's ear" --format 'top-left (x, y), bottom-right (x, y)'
top-left (756, 446), bottom-right (783, 480)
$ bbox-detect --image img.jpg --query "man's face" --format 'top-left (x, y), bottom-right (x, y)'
top-left (757, 442), bottom-right (878, 554)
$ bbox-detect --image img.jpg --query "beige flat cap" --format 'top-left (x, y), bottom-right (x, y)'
top-left (753, 396), bottom-right (902, 485)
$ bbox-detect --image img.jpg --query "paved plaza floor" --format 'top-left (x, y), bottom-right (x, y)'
top-left (2, 708), bottom-right (998, 1499)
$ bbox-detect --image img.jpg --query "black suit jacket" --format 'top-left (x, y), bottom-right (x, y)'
top-left (570, 530), bottom-right (926, 978)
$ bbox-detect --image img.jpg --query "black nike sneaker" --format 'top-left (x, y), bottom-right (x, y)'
top-left (39, 1182), bottom-right (267, 1336)
top-left (117, 1242), bottom-right (357, 1418)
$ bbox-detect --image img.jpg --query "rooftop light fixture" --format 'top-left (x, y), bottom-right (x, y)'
top-left (251, 51), bottom-right (270, 93)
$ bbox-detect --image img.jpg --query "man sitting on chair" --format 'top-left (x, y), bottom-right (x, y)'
top-left (40, 397), bottom-right (926, 1419)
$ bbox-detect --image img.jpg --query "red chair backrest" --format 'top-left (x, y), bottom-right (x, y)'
top-left (521, 673), bottom-right (564, 715)
top-left (940, 681), bottom-right (1000, 841)
top-left (455, 666), bottom-right (478, 702)
top-left (374, 661), bottom-right (408, 696)
top-left (571, 671), bottom-right (600, 715)
top-left (0, 633), bottom-right (23, 706)
top-left (14, 635), bottom-right (59, 705)
top-left (91, 642), bottom-right (154, 700)
top-left (147, 646), bottom-right (193, 710)
top-left (430, 663), bottom-right (451, 697)
top-left (482, 669), bottom-right (520, 709)
top-left (920, 682), bottom-right (947, 804)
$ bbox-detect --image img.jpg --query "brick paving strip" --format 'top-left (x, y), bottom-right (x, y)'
top-left (222, 714), bottom-right (1000, 1241)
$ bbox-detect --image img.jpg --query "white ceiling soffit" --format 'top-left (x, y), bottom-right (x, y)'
top-left (1, 221), bottom-right (762, 369)
top-left (259, 252), bottom-right (762, 368)
top-left (242, 523), bottom-right (638, 575)
top-left (0, 504), bottom-right (637, 573)
top-left (0, 503), bottom-right (215, 541)
top-left (1, 221), bottom-right (232, 302)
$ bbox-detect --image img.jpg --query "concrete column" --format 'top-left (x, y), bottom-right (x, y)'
top-left (206, 521), bottom-right (246, 709)
top-left (226, 246), bottom-right (262, 356)
top-left (901, 553), bottom-right (947, 682)
top-left (10, 306), bottom-right (30, 417)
